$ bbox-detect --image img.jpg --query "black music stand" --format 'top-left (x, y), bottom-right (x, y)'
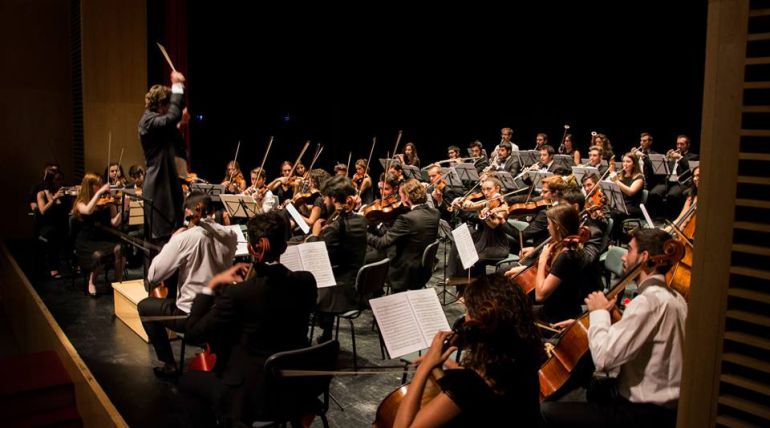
top-left (453, 163), bottom-right (479, 184)
top-left (440, 168), bottom-right (464, 189)
top-left (402, 165), bottom-right (422, 181)
top-left (599, 181), bottom-right (628, 215)
top-left (531, 171), bottom-right (554, 191)
top-left (647, 154), bottom-right (671, 177)
top-left (219, 194), bottom-right (259, 219)
top-left (496, 172), bottom-right (519, 191)
top-left (572, 166), bottom-right (599, 184)
top-left (516, 150), bottom-right (540, 168)
top-left (436, 219), bottom-right (457, 305)
top-left (378, 158), bottom-right (402, 171)
top-left (189, 183), bottom-right (225, 202)
top-left (553, 154), bottom-right (573, 171)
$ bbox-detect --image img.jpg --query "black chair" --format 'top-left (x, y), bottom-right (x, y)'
top-left (416, 240), bottom-right (440, 289)
top-left (252, 340), bottom-right (340, 428)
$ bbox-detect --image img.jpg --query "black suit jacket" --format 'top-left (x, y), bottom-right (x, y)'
top-left (185, 263), bottom-right (317, 421)
top-left (138, 93), bottom-right (185, 239)
top-left (497, 155), bottom-right (521, 177)
top-left (367, 204), bottom-right (439, 292)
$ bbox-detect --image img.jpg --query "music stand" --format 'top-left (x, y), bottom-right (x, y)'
top-left (190, 183), bottom-right (225, 202)
top-left (553, 154), bottom-right (573, 171)
top-left (219, 194), bottom-right (259, 219)
top-left (495, 172), bottom-right (519, 191)
top-left (531, 171), bottom-right (554, 191)
top-left (440, 168), bottom-right (464, 189)
top-left (572, 166), bottom-right (599, 184)
top-left (599, 181), bottom-right (628, 215)
top-left (516, 150), bottom-right (539, 168)
top-left (402, 165), bottom-right (423, 181)
top-left (378, 158), bottom-right (402, 171)
top-left (436, 219), bottom-right (456, 305)
top-left (452, 163), bottom-right (479, 183)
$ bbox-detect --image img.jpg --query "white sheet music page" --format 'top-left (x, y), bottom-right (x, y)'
top-left (223, 225), bottom-right (249, 257)
top-left (284, 203), bottom-right (310, 234)
top-left (452, 223), bottom-right (479, 270)
top-left (298, 241), bottom-right (337, 288)
top-left (407, 289), bottom-right (451, 345)
top-left (370, 293), bottom-right (425, 358)
top-left (279, 245), bottom-right (303, 272)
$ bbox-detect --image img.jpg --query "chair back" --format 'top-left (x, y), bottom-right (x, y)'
top-left (262, 340), bottom-right (340, 421)
top-left (354, 258), bottom-right (389, 306)
top-left (604, 245), bottom-right (628, 281)
top-left (641, 189), bottom-right (649, 205)
top-left (600, 217), bottom-right (614, 253)
top-left (418, 240), bottom-right (440, 285)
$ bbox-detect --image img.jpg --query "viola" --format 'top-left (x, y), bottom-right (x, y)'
top-left (362, 195), bottom-right (408, 225)
top-left (538, 239), bottom-right (685, 402)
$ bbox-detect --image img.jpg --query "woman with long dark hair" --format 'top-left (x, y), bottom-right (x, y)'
top-left (393, 273), bottom-right (544, 427)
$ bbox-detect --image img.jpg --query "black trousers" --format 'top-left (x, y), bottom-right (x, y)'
top-left (137, 297), bottom-right (187, 365)
top-left (541, 395), bottom-right (677, 428)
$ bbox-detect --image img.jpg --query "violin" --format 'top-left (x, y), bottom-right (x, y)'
top-left (507, 199), bottom-right (550, 217)
top-left (96, 192), bottom-right (122, 207)
top-left (362, 195), bottom-right (408, 225)
top-left (538, 239), bottom-right (685, 401)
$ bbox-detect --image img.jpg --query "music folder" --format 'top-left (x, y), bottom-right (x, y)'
top-left (369, 288), bottom-right (451, 359)
top-left (279, 241), bottom-right (336, 288)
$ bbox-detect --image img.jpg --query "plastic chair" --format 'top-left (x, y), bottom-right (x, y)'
top-left (417, 240), bottom-right (440, 288)
top-left (252, 340), bottom-right (340, 428)
top-left (602, 245), bottom-right (628, 291)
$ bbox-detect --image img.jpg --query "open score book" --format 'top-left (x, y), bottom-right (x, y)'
top-left (369, 288), bottom-right (451, 359)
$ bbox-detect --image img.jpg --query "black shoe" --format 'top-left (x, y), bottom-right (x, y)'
top-left (153, 365), bottom-right (179, 380)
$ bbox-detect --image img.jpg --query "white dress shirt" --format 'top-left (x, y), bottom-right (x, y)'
top-left (148, 218), bottom-right (237, 313)
top-left (588, 274), bottom-right (687, 407)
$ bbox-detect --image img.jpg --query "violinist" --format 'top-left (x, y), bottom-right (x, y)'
top-left (138, 192), bottom-right (237, 379)
top-left (221, 160), bottom-right (247, 194)
top-left (505, 204), bottom-right (584, 324)
top-left (28, 163), bottom-right (60, 214)
top-left (562, 189), bottom-right (607, 297)
top-left (269, 161), bottom-right (295, 203)
top-left (36, 169), bottom-right (68, 279)
top-left (426, 164), bottom-right (461, 219)
top-left (244, 167), bottom-right (276, 213)
top-left (104, 162), bottom-right (127, 187)
top-left (333, 163), bottom-right (348, 177)
top-left (511, 175), bottom-right (566, 250)
top-left (71, 172), bottom-right (124, 297)
top-left (541, 229), bottom-right (686, 428)
top-left (581, 173), bottom-right (610, 221)
top-left (307, 176), bottom-right (367, 343)
top-left (609, 152), bottom-right (645, 241)
top-left (289, 168), bottom-right (329, 234)
top-left (392, 273), bottom-right (543, 428)
top-left (366, 179), bottom-right (439, 293)
top-left (388, 162), bottom-right (405, 184)
top-left (446, 177), bottom-right (510, 278)
top-left (352, 159), bottom-right (374, 205)
top-left (363, 173), bottom-right (403, 262)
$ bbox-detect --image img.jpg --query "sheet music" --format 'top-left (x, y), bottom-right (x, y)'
top-left (599, 181), bottom-right (628, 215)
top-left (572, 166), bottom-right (599, 184)
top-left (370, 293), bottom-right (425, 358)
top-left (224, 225), bottom-right (249, 257)
top-left (284, 203), bottom-right (310, 234)
top-left (219, 194), bottom-right (258, 219)
top-left (298, 241), bottom-right (336, 288)
top-left (407, 289), bottom-right (451, 345)
top-left (640, 204), bottom-right (655, 228)
top-left (279, 245), bottom-right (303, 272)
top-left (452, 223), bottom-right (479, 270)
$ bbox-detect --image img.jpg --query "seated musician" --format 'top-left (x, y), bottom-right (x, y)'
top-left (36, 168), bottom-right (68, 279)
top-left (104, 162), bottom-right (126, 187)
top-left (446, 176), bottom-right (509, 278)
top-left (673, 165), bottom-right (699, 226)
top-left (363, 172), bottom-right (401, 263)
top-left (468, 140), bottom-right (489, 173)
top-left (486, 140), bottom-right (520, 177)
top-left (539, 144), bottom-right (558, 173)
top-left (393, 273), bottom-right (543, 427)
top-left (71, 172), bottom-right (124, 297)
top-left (561, 188), bottom-right (607, 297)
top-left (244, 167), bottom-right (275, 213)
top-left (388, 162), bottom-right (405, 184)
top-left (609, 152), bottom-right (645, 241)
top-left (560, 133), bottom-right (581, 166)
top-left (426, 163), bottom-right (463, 219)
top-left (307, 176), bottom-right (368, 343)
top-left (367, 179), bottom-right (439, 293)
top-left (352, 159), bottom-right (374, 205)
top-left (333, 163), bottom-right (348, 176)
top-left (397, 141), bottom-right (421, 168)
top-left (505, 204), bottom-right (584, 324)
top-left (510, 175), bottom-right (567, 251)
top-left (585, 145), bottom-right (609, 177)
top-left (447, 145), bottom-right (461, 163)
top-left (180, 212), bottom-right (317, 426)
top-left (138, 192), bottom-right (237, 379)
top-left (534, 132), bottom-right (548, 151)
top-left (541, 228), bottom-right (687, 428)
top-left (127, 164), bottom-right (145, 191)
top-left (649, 134), bottom-right (699, 219)
top-left (28, 163), bottom-right (61, 214)
top-left (292, 168), bottom-right (330, 233)
top-left (268, 161), bottom-right (295, 203)
top-left (221, 160), bottom-right (247, 194)
top-left (592, 133), bottom-right (615, 162)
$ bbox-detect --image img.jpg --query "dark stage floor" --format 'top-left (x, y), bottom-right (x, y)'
top-left (8, 239), bottom-right (464, 427)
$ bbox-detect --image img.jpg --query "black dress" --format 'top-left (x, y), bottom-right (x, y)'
top-left (540, 250), bottom-right (583, 324)
top-left (74, 208), bottom-right (120, 270)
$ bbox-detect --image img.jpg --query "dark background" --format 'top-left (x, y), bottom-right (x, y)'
top-left (168, 3), bottom-right (708, 182)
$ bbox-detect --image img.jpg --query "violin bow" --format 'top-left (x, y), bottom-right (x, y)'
top-left (345, 151), bottom-right (352, 178)
top-left (106, 131), bottom-right (112, 181)
top-left (385, 130), bottom-right (403, 176)
top-left (257, 136), bottom-right (274, 182)
top-left (584, 155), bottom-right (615, 201)
top-left (156, 42), bottom-right (177, 72)
top-left (357, 137), bottom-right (376, 199)
top-left (286, 140), bottom-right (311, 179)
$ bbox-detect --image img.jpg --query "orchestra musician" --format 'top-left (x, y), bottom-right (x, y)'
top-left (127, 165), bottom-right (146, 191)
top-left (104, 162), bottom-right (127, 187)
top-left (674, 165), bottom-right (699, 225)
top-left (392, 273), bottom-right (543, 427)
top-left (221, 160), bottom-right (247, 194)
top-left (483, 141), bottom-right (520, 177)
top-left (366, 179), bottom-right (439, 293)
top-left (505, 204), bottom-right (584, 324)
top-left (541, 229), bottom-right (686, 428)
top-left (609, 152), bottom-right (645, 241)
top-left (469, 140), bottom-right (489, 173)
top-left (138, 70), bottom-right (186, 242)
top-left (426, 164), bottom-right (462, 219)
top-left (244, 167), bottom-right (276, 213)
top-left (269, 161), bottom-right (295, 204)
top-left (181, 212), bottom-right (317, 427)
top-left (649, 134), bottom-right (699, 220)
top-left (352, 159), bottom-right (374, 205)
top-left (307, 176), bottom-right (368, 343)
top-left (583, 145), bottom-right (609, 177)
top-left (396, 142), bottom-right (421, 168)
top-left (510, 175), bottom-right (566, 251)
top-left (534, 132), bottom-right (548, 151)
top-left (363, 173), bottom-right (402, 265)
top-left (592, 133), bottom-right (615, 162)
top-left (446, 145), bottom-right (462, 163)
top-left (138, 192), bottom-right (237, 379)
top-left (70, 172), bottom-right (124, 297)
top-left (559, 133), bottom-right (581, 166)
top-left (333, 163), bottom-right (348, 177)
top-left (28, 163), bottom-right (61, 214)
top-left (36, 168), bottom-right (68, 279)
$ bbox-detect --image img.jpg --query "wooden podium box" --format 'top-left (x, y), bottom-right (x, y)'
top-left (112, 279), bottom-right (151, 342)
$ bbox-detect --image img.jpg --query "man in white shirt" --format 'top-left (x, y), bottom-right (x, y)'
top-left (138, 192), bottom-right (237, 379)
top-left (541, 228), bottom-right (687, 428)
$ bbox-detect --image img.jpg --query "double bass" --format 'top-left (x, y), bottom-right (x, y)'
top-left (538, 239), bottom-right (685, 401)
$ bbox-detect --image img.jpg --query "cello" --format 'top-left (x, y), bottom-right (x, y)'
top-left (665, 201), bottom-right (696, 300)
top-left (538, 239), bottom-right (685, 401)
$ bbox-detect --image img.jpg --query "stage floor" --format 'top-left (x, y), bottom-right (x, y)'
top-left (8, 239), bottom-right (464, 427)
